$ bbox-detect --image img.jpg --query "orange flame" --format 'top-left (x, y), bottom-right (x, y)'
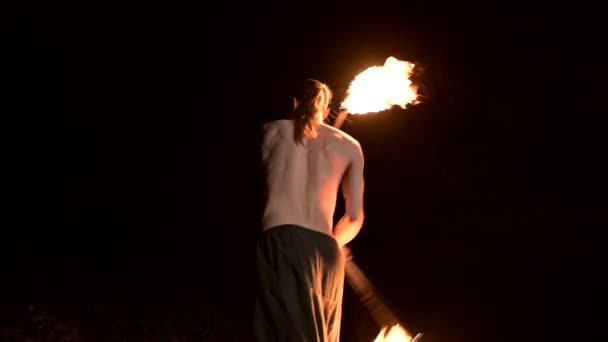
top-left (373, 324), bottom-right (414, 342)
top-left (341, 56), bottom-right (420, 115)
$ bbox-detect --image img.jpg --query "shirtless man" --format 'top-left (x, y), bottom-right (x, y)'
top-left (253, 79), bottom-right (365, 342)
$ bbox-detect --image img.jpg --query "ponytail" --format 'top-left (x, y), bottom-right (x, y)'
top-left (291, 79), bottom-right (332, 145)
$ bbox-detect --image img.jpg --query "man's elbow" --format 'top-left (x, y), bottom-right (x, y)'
top-left (347, 210), bottom-right (365, 223)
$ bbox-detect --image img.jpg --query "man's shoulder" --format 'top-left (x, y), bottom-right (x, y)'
top-left (263, 119), bottom-right (291, 132)
top-left (261, 120), bottom-right (290, 146)
top-left (321, 124), bottom-right (362, 149)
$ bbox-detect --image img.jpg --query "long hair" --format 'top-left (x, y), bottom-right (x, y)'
top-left (290, 79), bottom-right (333, 145)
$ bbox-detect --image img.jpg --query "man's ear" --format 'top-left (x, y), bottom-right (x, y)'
top-left (292, 97), bottom-right (299, 110)
top-left (323, 108), bottom-right (330, 121)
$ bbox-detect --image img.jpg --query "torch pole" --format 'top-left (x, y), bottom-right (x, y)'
top-left (333, 109), bottom-right (349, 129)
top-left (344, 257), bottom-right (400, 328)
top-left (344, 251), bottom-right (423, 341)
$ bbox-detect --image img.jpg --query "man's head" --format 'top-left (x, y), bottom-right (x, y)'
top-left (291, 79), bottom-right (333, 144)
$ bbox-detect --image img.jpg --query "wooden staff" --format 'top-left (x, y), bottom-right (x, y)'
top-left (344, 257), bottom-right (400, 328)
top-left (344, 250), bottom-right (423, 341)
top-left (333, 109), bottom-right (349, 129)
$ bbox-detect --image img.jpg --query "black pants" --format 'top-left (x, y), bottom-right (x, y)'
top-left (253, 225), bottom-right (345, 342)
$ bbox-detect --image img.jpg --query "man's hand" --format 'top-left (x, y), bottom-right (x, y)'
top-left (342, 245), bottom-right (353, 262)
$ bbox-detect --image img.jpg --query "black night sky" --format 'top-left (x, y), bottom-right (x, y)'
top-left (3, 3), bottom-right (602, 342)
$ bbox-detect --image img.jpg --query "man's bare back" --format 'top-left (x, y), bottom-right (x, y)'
top-left (254, 80), bottom-right (364, 342)
top-left (261, 119), bottom-right (365, 240)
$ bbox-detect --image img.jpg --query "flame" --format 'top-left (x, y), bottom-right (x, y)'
top-left (373, 324), bottom-right (413, 342)
top-left (341, 56), bottom-right (420, 115)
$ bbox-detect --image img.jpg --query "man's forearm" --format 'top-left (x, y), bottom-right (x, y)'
top-left (333, 214), bottom-right (364, 247)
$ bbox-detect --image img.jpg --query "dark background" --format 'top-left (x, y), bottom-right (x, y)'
top-left (3, 3), bottom-right (602, 341)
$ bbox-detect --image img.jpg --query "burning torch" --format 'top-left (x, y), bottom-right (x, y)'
top-left (336, 56), bottom-right (423, 342)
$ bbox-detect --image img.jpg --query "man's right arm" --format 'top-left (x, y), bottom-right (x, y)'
top-left (333, 142), bottom-right (365, 247)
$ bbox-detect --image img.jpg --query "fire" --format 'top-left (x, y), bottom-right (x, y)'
top-left (341, 56), bottom-right (420, 115)
top-left (373, 324), bottom-right (414, 342)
